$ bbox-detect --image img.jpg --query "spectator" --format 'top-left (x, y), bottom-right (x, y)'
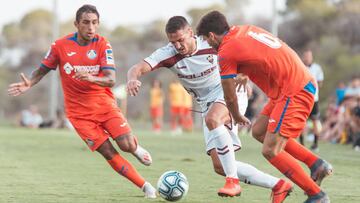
top-left (350, 105), bottom-right (360, 151)
top-left (113, 84), bottom-right (128, 116)
top-left (299, 49), bottom-right (324, 151)
top-left (19, 105), bottom-right (43, 128)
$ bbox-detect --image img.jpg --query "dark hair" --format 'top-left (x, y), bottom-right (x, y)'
top-left (196, 11), bottom-right (230, 36)
top-left (76, 4), bottom-right (99, 22)
top-left (165, 16), bottom-right (189, 34)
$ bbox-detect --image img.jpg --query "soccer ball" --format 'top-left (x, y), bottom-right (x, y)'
top-left (157, 170), bottom-right (189, 202)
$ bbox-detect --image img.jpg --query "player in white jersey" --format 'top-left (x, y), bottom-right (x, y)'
top-left (127, 16), bottom-right (293, 202)
top-left (300, 50), bottom-right (324, 151)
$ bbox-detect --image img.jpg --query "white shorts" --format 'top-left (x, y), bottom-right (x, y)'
top-left (201, 86), bottom-right (248, 155)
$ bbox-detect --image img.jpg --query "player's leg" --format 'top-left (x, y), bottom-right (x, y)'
top-left (205, 102), bottom-right (240, 197)
top-left (68, 117), bottom-right (156, 198)
top-left (97, 140), bottom-right (156, 198)
top-left (311, 118), bottom-right (321, 151)
top-left (263, 91), bottom-right (329, 202)
top-left (102, 112), bottom-right (152, 166)
top-left (252, 111), bottom-right (332, 186)
top-left (309, 102), bottom-right (321, 151)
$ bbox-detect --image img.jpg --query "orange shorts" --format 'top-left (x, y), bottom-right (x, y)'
top-left (69, 109), bottom-right (131, 151)
top-left (261, 82), bottom-right (316, 138)
top-left (170, 106), bottom-right (183, 115)
top-left (150, 106), bottom-right (163, 118)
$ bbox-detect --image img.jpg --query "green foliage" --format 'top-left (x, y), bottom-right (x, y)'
top-left (187, 4), bottom-right (224, 26)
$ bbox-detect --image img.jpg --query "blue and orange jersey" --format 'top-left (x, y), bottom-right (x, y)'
top-left (41, 33), bottom-right (117, 119)
top-left (218, 25), bottom-right (314, 101)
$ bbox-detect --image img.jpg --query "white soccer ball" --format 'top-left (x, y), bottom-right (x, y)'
top-left (157, 170), bottom-right (189, 202)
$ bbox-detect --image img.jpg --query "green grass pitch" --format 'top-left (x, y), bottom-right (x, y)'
top-left (0, 126), bottom-right (359, 203)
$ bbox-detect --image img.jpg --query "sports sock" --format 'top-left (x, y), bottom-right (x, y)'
top-left (299, 134), bottom-right (304, 145)
top-left (313, 134), bottom-right (318, 146)
top-left (269, 151), bottom-right (321, 196)
top-left (211, 125), bottom-right (238, 179)
top-left (107, 153), bottom-right (145, 188)
top-left (285, 138), bottom-right (318, 167)
top-left (236, 161), bottom-right (279, 188)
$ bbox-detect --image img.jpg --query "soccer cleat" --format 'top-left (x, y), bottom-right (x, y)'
top-left (218, 177), bottom-right (242, 197)
top-left (310, 159), bottom-right (333, 186)
top-left (304, 191), bottom-right (330, 203)
top-left (134, 145), bottom-right (152, 166)
top-left (271, 179), bottom-right (293, 203)
top-left (142, 182), bottom-right (157, 199)
top-left (310, 144), bottom-right (319, 152)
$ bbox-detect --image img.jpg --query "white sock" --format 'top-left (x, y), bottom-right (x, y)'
top-left (210, 125), bottom-right (238, 179)
top-left (236, 161), bottom-right (279, 188)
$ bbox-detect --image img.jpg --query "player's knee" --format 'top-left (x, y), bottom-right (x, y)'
top-left (261, 146), bottom-right (276, 160)
top-left (97, 145), bottom-right (117, 160)
top-left (119, 141), bottom-right (136, 153)
top-left (205, 116), bottom-right (221, 130)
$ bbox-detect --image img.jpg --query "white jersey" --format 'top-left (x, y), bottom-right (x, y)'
top-left (308, 63), bottom-right (324, 101)
top-left (145, 37), bottom-right (248, 154)
top-left (144, 37), bottom-right (221, 107)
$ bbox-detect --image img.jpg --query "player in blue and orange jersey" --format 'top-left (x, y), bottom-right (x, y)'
top-left (197, 11), bottom-right (332, 203)
top-left (8, 4), bottom-right (156, 198)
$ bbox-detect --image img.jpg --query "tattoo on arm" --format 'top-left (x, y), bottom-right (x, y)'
top-left (30, 67), bottom-right (50, 87)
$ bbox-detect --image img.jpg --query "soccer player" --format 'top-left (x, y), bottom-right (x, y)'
top-left (7, 5), bottom-right (156, 198)
top-left (149, 79), bottom-right (164, 132)
top-left (181, 87), bottom-right (194, 132)
top-left (168, 80), bottom-right (185, 134)
top-left (299, 49), bottom-right (325, 152)
top-left (196, 11), bottom-right (332, 203)
top-left (127, 16), bottom-right (293, 202)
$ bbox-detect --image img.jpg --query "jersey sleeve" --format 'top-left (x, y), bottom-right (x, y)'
top-left (218, 52), bottom-right (238, 79)
top-left (99, 40), bottom-right (116, 71)
top-left (40, 42), bottom-right (59, 70)
top-left (144, 44), bottom-right (176, 70)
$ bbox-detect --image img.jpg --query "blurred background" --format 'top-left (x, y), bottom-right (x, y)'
top-left (0, 0), bottom-right (359, 144)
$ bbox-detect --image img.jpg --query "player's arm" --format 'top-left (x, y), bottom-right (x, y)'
top-left (74, 69), bottom-right (116, 87)
top-left (8, 67), bottom-right (50, 96)
top-left (221, 78), bottom-right (251, 125)
top-left (127, 60), bottom-right (152, 96)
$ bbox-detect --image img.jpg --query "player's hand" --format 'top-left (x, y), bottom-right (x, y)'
top-left (73, 71), bottom-right (95, 82)
top-left (234, 114), bottom-right (251, 126)
top-left (127, 79), bottom-right (142, 96)
top-left (8, 73), bottom-right (31, 96)
top-left (234, 74), bottom-right (248, 92)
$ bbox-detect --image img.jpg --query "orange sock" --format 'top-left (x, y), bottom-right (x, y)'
top-left (107, 153), bottom-right (145, 188)
top-left (269, 151), bottom-right (321, 196)
top-left (285, 138), bottom-right (318, 167)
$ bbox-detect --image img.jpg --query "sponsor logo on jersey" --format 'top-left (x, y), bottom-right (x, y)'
top-left (87, 49), bottom-right (97, 59)
top-left (177, 66), bottom-right (216, 79)
top-left (177, 66), bottom-right (187, 69)
top-left (105, 49), bottom-right (114, 65)
top-left (120, 122), bottom-right (127, 127)
top-left (67, 52), bottom-right (76, 56)
top-left (63, 62), bottom-right (100, 75)
top-left (269, 118), bottom-right (276, 123)
top-left (207, 55), bottom-right (214, 64)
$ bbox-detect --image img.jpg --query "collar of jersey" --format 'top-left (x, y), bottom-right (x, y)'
top-left (68, 32), bottom-right (99, 46)
top-left (187, 36), bottom-right (199, 57)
